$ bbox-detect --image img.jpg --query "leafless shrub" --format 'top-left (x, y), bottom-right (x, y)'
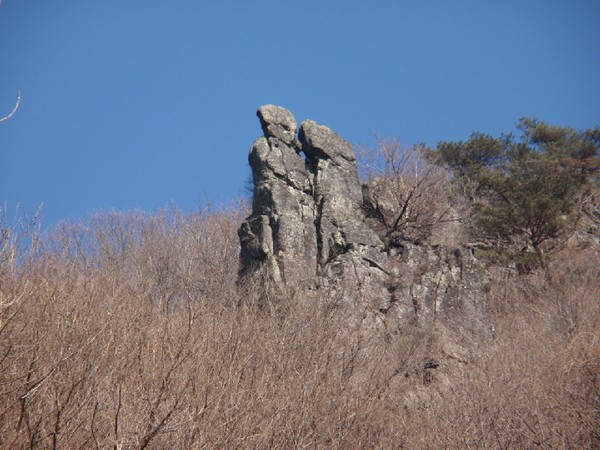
top-left (0, 202), bottom-right (42, 276)
top-left (357, 136), bottom-right (461, 247)
top-left (1, 201), bottom-right (598, 449)
top-left (412, 248), bottom-right (600, 449)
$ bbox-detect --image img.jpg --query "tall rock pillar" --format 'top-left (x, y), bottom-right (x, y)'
top-left (238, 105), bottom-right (317, 290)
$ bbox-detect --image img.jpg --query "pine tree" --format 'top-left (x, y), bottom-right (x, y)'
top-left (432, 118), bottom-right (600, 267)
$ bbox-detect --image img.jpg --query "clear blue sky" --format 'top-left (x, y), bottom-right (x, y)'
top-left (2, 1), bottom-right (599, 229)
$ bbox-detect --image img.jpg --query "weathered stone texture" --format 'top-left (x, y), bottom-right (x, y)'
top-left (240, 106), bottom-right (317, 288)
top-left (239, 105), bottom-right (489, 354)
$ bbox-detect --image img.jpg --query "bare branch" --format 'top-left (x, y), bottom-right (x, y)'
top-left (358, 136), bottom-right (457, 245)
top-left (0, 91), bottom-right (21, 122)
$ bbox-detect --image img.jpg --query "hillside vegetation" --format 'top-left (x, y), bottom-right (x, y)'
top-left (1, 119), bottom-right (599, 449)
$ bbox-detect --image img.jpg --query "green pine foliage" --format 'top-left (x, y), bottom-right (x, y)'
top-left (432, 118), bottom-right (600, 263)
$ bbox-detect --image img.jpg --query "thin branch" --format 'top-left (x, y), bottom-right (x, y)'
top-left (0, 91), bottom-right (21, 122)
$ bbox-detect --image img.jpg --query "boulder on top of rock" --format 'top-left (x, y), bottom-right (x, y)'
top-left (257, 105), bottom-right (300, 147)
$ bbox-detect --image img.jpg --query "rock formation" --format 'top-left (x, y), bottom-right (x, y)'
top-left (239, 105), bottom-right (489, 354)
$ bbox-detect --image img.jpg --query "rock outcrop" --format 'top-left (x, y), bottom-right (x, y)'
top-left (239, 105), bottom-right (489, 354)
top-left (239, 106), bottom-right (317, 288)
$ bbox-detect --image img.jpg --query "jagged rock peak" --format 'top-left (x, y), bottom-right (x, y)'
top-left (240, 105), bottom-right (389, 307)
top-left (240, 106), bottom-right (318, 289)
top-left (257, 105), bottom-right (299, 146)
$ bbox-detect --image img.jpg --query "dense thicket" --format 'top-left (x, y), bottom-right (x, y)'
top-left (1, 198), bottom-right (599, 449)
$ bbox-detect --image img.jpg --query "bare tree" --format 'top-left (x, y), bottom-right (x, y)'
top-left (357, 136), bottom-right (456, 247)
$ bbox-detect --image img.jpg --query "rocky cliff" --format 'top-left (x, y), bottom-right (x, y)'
top-left (239, 105), bottom-right (489, 354)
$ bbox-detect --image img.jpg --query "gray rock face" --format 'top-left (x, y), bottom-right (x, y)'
top-left (239, 105), bottom-right (489, 353)
top-left (239, 106), bottom-right (317, 288)
top-left (257, 104), bottom-right (300, 147)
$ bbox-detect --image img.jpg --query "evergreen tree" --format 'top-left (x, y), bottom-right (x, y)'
top-left (432, 118), bottom-right (599, 266)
